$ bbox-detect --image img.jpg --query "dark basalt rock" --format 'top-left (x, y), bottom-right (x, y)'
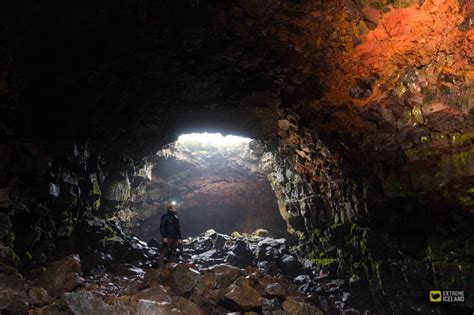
top-left (0, 288), bottom-right (29, 314)
top-left (168, 264), bottom-right (201, 296)
top-left (35, 254), bottom-right (84, 297)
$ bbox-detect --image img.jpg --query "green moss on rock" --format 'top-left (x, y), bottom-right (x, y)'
top-left (252, 229), bottom-right (269, 237)
top-left (310, 257), bottom-right (336, 268)
top-left (390, 0), bottom-right (417, 8)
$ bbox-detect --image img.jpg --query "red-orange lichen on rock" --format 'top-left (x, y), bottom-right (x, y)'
top-left (353, 0), bottom-right (464, 79)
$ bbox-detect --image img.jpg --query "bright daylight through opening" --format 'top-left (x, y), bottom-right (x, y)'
top-left (176, 132), bottom-right (252, 146)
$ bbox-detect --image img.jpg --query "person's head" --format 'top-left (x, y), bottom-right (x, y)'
top-left (167, 204), bottom-right (177, 213)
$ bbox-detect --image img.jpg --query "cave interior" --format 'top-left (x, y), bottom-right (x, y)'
top-left (0, 0), bottom-right (473, 314)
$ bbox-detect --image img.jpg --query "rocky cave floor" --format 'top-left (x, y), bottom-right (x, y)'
top-left (3, 228), bottom-right (362, 315)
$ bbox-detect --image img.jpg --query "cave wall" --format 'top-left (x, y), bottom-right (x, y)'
top-left (0, 0), bottom-right (473, 313)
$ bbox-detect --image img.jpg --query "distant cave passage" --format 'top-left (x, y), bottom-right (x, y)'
top-left (129, 133), bottom-right (288, 241)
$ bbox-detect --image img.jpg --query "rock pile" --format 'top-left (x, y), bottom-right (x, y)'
top-left (2, 229), bottom-right (369, 314)
top-left (180, 229), bottom-right (358, 314)
top-left (181, 229), bottom-right (306, 277)
top-left (28, 255), bottom-right (323, 314)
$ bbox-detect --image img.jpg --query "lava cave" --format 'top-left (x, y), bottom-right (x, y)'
top-left (1, 0), bottom-right (474, 314)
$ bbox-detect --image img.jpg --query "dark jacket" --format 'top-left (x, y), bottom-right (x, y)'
top-left (160, 211), bottom-right (182, 239)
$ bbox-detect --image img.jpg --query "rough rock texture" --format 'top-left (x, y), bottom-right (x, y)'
top-left (36, 254), bottom-right (84, 297)
top-left (34, 258), bottom-right (321, 315)
top-left (0, 0), bottom-right (473, 313)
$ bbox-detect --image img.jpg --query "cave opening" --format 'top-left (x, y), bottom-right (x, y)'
top-left (127, 132), bottom-right (289, 242)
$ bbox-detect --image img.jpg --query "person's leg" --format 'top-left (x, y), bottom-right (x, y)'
top-left (169, 238), bottom-right (178, 263)
top-left (158, 240), bottom-right (171, 266)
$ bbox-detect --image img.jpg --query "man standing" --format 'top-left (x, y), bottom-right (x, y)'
top-left (158, 203), bottom-right (182, 265)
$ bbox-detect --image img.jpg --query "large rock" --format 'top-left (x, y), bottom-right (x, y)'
top-left (168, 264), bottom-right (201, 296)
top-left (194, 271), bottom-right (217, 296)
top-left (38, 299), bottom-right (74, 315)
top-left (225, 239), bottom-right (253, 267)
top-left (143, 267), bottom-right (162, 288)
top-left (64, 290), bottom-right (127, 315)
top-left (265, 282), bottom-right (286, 298)
top-left (209, 264), bottom-right (243, 288)
top-left (136, 297), bottom-right (203, 315)
top-left (262, 297), bottom-right (282, 312)
top-left (0, 288), bottom-right (29, 313)
top-left (136, 300), bottom-right (173, 315)
top-left (36, 254), bottom-right (84, 297)
top-left (282, 296), bottom-right (323, 315)
top-left (133, 286), bottom-right (172, 304)
top-left (257, 238), bottom-right (286, 250)
top-left (28, 286), bottom-right (52, 306)
top-left (279, 254), bottom-right (302, 277)
top-left (172, 296), bottom-right (204, 314)
top-left (224, 277), bottom-right (263, 311)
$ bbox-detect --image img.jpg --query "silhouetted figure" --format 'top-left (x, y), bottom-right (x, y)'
top-left (158, 203), bottom-right (182, 265)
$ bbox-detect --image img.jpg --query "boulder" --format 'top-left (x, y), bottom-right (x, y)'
top-left (279, 255), bottom-right (302, 277)
top-left (122, 278), bottom-right (145, 295)
top-left (257, 238), bottom-right (286, 249)
top-left (204, 229), bottom-right (217, 238)
top-left (209, 264), bottom-right (243, 288)
top-left (172, 296), bottom-right (204, 314)
top-left (195, 249), bottom-right (218, 260)
top-left (194, 271), bottom-right (217, 296)
top-left (36, 254), bottom-right (84, 297)
top-left (261, 297), bottom-right (282, 312)
top-left (265, 283), bottom-right (286, 298)
top-left (0, 288), bottom-right (29, 313)
top-left (64, 290), bottom-right (128, 315)
top-left (282, 296), bottom-right (323, 315)
top-left (224, 277), bottom-right (263, 311)
top-left (225, 240), bottom-right (253, 267)
top-left (168, 264), bottom-right (201, 296)
top-left (133, 286), bottom-right (172, 304)
top-left (136, 297), bottom-right (203, 314)
top-left (143, 267), bottom-right (162, 287)
top-left (28, 286), bottom-right (52, 306)
top-left (136, 300), bottom-right (173, 315)
top-left (38, 299), bottom-right (74, 315)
